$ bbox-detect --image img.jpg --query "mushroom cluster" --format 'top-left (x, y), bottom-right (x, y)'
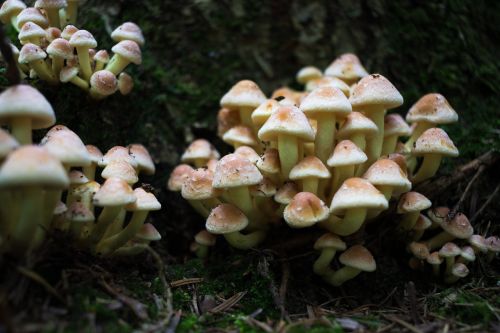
top-left (169, 53), bottom-right (498, 285)
top-left (0, 84), bottom-right (161, 258)
top-left (0, 0), bottom-right (143, 98)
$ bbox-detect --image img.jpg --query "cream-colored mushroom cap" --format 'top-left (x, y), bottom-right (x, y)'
top-left (330, 178), bottom-right (388, 214)
top-left (111, 40), bottom-right (142, 64)
top-left (468, 235), bottom-right (488, 253)
top-left (45, 27), bottom-right (61, 43)
top-left (412, 128), bottom-right (458, 157)
top-left (305, 76), bottom-right (350, 96)
top-left (69, 29), bottom-right (97, 48)
top-left (18, 43), bottom-right (46, 63)
top-left (136, 223), bottom-right (161, 241)
top-left (249, 177), bottom-right (276, 197)
top-left (408, 242), bottom-right (430, 259)
top-left (40, 125), bottom-right (91, 167)
top-left (300, 86), bottom-right (351, 117)
top-left (363, 159), bottom-right (411, 191)
top-left (181, 168), bottom-right (221, 200)
top-left (406, 93), bottom-right (458, 124)
top-left (93, 177), bottom-right (135, 207)
top-left (314, 233), bottom-right (346, 251)
top-left (440, 213), bottom-right (473, 239)
top-left (47, 38), bottom-right (73, 59)
top-left (66, 202), bottom-right (94, 222)
top-left (16, 8), bottom-right (47, 29)
top-left (324, 53), bottom-right (368, 81)
top-left (223, 125), bottom-right (258, 147)
top-left (397, 192), bottom-right (431, 213)
top-left (284, 192), bottom-right (329, 228)
top-left (327, 140), bottom-right (367, 167)
top-left (194, 230), bottom-right (216, 246)
top-left (289, 156), bottom-right (330, 180)
top-left (486, 236), bottom-right (500, 252)
top-left (451, 263), bottom-right (469, 278)
top-left (206, 204), bottom-right (248, 234)
top-left (69, 170), bottom-right (88, 185)
top-left (100, 145), bottom-right (138, 168)
top-left (460, 246), bottom-right (476, 262)
top-left (0, 145), bottom-right (69, 188)
top-left (19, 22), bottom-right (45, 42)
top-left (128, 144), bottom-right (155, 175)
top-left (350, 74), bottom-right (403, 110)
top-left (61, 24), bottom-right (78, 40)
top-left (94, 50), bottom-right (109, 63)
top-left (167, 164), bottom-right (194, 192)
top-left (118, 72), bottom-right (134, 95)
top-left (384, 113), bottom-right (411, 137)
top-left (72, 181), bottom-right (100, 199)
top-left (339, 245), bottom-right (376, 272)
top-left (101, 160), bottom-right (138, 184)
top-left (337, 112), bottom-right (378, 139)
top-left (212, 153), bottom-right (263, 188)
top-left (0, 128), bottom-right (19, 158)
top-left (181, 139), bottom-right (213, 164)
top-left (426, 252), bottom-right (443, 265)
top-left (274, 182), bottom-right (298, 205)
top-left (60, 66), bottom-right (79, 82)
top-left (220, 80), bottom-right (266, 109)
top-left (111, 22), bottom-right (145, 46)
top-left (0, 0), bottom-right (26, 24)
top-left (386, 153), bottom-right (408, 175)
top-left (413, 214), bottom-right (432, 231)
top-left (296, 66), bottom-right (322, 84)
top-left (86, 145), bottom-right (103, 164)
top-left (439, 242), bottom-right (461, 258)
top-left (252, 99), bottom-right (280, 125)
top-left (125, 187), bottom-right (161, 211)
top-left (234, 146), bottom-right (260, 164)
top-left (256, 148), bottom-right (280, 174)
top-left (35, 0), bottom-right (67, 9)
top-left (258, 105), bottom-right (315, 142)
top-left (90, 70), bottom-right (118, 96)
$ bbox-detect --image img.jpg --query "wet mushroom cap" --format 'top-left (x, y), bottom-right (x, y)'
top-left (205, 204), bottom-right (248, 234)
top-left (284, 192), bottom-right (329, 228)
top-left (86, 145), bottom-right (103, 164)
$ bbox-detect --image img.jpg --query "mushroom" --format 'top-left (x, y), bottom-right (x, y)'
top-left (324, 53), bottom-right (368, 85)
top-left (89, 70), bottom-right (118, 99)
top-left (336, 111), bottom-right (378, 152)
top-left (18, 22), bottom-right (46, 45)
top-left (118, 72), bottom-right (134, 95)
top-left (362, 158), bottom-right (411, 201)
top-left (234, 146), bottom-right (260, 165)
top-left (323, 245), bottom-right (376, 286)
top-left (69, 30), bottom-right (97, 81)
top-left (426, 252), bottom-right (443, 276)
top-left (47, 38), bottom-right (73, 77)
top-left (66, 170), bottom-right (88, 205)
top-left (60, 66), bottom-right (89, 91)
top-left (128, 143), bottom-right (155, 176)
top-left (181, 139), bottom-right (215, 168)
top-left (485, 236), bottom-right (500, 262)
top-left (192, 230), bottom-right (216, 258)
top-left (444, 263), bottom-right (469, 284)
top-left (19, 43), bottom-right (58, 84)
top-left (327, 140), bottom-right (367, 195)
top-left (182, 168), bottom-right (222, 218)
top-left (99, 145), bottom-right (138, 170)
top-left (35, 0), bottom-right (67, 28)
top-left (66, 201), bottom-right (94, 239)
top-left (256, 148), bottom-right (281, 184)
top-left (468, 234), bottom-right (489, 254)
top-left (249, 177), bottom-right (278, 220)
top-left (93, 50), bottom-right (109, 72)
top-left (283, 192), bottom-right (329, 228)
top-left (105, 40), bottom-right (142, 75)
top-left (313, 233), bottom-right (346, 276)
top-left (251, 99), bottom-right (280, 132)
top-left (0, 0), bottom-right (26, 31)
top-left (411, 214), bottom-right (432, 241)
top-left (111, 22), bottom-right (145, 46)
top-left (101, 160), bottom-right (139, 185)
top-left (457, 246), bottom-right (476, 265)
top-left (397, 192), bottom-right (432, 231)
top-left (65, 0), bottom-right (84, 24)
top-left (167, 164), bottom-right (194, 192)
top-left (222, 125), bottom-right (259, 150)
top-left (83, 145), bottom-right (103, 180)
top-left (425, 213), bottom-right (473, 251)
top-left (438, 242), bottom-right (462, 276)
top-left (381, 113), bottom-right (411, 155)
top-left (274, 181), bottom-right (298, 216)
top-left (61, 24), bottom-right (78, 40)
top-left (0, 128), bottom-right (19, 161)
top-left (289, 156), bottom-right (330, 195)
top-left (296, 66), bottom-right (322, 86)
top-left (217, 108), bottom-right (240, 138)
top-left (16, 7), bottom-right (48, 31)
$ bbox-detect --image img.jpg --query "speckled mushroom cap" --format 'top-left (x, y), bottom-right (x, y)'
top-left (289, 156), bottom-right (330, 181)
top-left (386, 153), bottom-right (408, 174)
top-left (111, 22), bottom-right (145, 46)
top-left (349, 74), bottom-right (403, 111)
top-left (313, 233), bottom-right (346, 251)
top-left (412, 128), bottom-right (459, 157)
top-left (486, 236), bottom-right (500, 253)
top-left (234, 146), bottom-right (260, 164)
top-left (90, 70), bottom-right (118, 96)
top-left (212, 153), bottom-right (263, 188)
top-left (468, 235), bottom-right (489, 253)
top-left (85, 145), bottom-right (103, 164)
top-left (181, 139), bottom-right (213, 165)
top-left (258, 105), bottom-right (315, 142)
top-left (72, 180), bottom-right (100, 199)
top-left (408, 242), bottom-right (430, 259)
top-left (0, 145), bottom-right (68, 188)
top-left (69, 29), bottom-right (97, 48)
top-left (0, 0), bottom-right (26, 24)
top-left (217, 108), bottom-right (239, 137)
top-left (35, 0), bottom-right (67, 9)
top-left (384, 113), bottom-right (411, 137)
top-left (45, 27), bottom-right (61, 43)
top-left (66, 202), bottom-right (94, 222)
top-left (397, 192), bottom-right (432, 214)
top-left (440, 213), bottom-right (473, 239)
top-left (167, 164), bottom-right (194, 192)
top-left (324, 53), bottom-right (368, 82)
top-left (182, 168), bottom-right (221, 200)
top-left (61, 24), bottom-right (78, 40)
top-left (413, 214), bottom-right (432, 231)
top-left (101, 160), bottom-right (139, 185)
top-left (125, 187), bottom-right (161, 211)
top-left (284, 192), bottom-right (329, 228)
top-left (271, 87), bottom-right (298, 102)
top-left (18, 22), bottom-right (45, 42)
top-left (330, 177), bottom-right (388, 215)
top-left (427, 206), bottom-right (450, 224)
top-left (0, 128), bottom-right (19, 159)
top-left (439, 242), bottom-right (461, 258)
top-left (223, 125), bottom-right (258, 147)
top-left (206, 203), bottom-right (248, 234)
top-left (59, 66), bottom-right (79, 82)
top-left (128, 144), bottom-right (155, 175)
top-left (426, 252), bottom-right (443, 265)
top-left (69, 170), bottom-right (88, 185)
top-left (94, 50), bottom-right (109, 63)
top-left (220, 80), bottom-right (267, 109)
top-left (256, 148), bottom-right (280, 175)
top-left (406, 93), bottom-right (458, 124)
top-left (305, 76), bottom-right (350, 96)
top-left (300, 86), bottom-right (352, 118)
top-left (111, 40), bottom-right (142, 64)
top-left (16, 8), bottom-right (47, 29)
top-left (47, 38), bottom-right (73, 59)
top-left (337, 112), bottom-right (378, 139)
top-left (18, 43), bottom-right (46, 63)
top-left (99, 145), bottom-right (138, 168)
top-left (274, 182), bottom-right (298, 205)
top-left (296, 66), bottom-right (322, 84)
top-left (118, 72), bottom-right (134, 95)
top-left (252, 99), bottom-right (280, 126)
top-left (249, 177), bottom-right (276, 197)
top-left (362, 159), bottom-right (411, 191)
top-left (40, 125), bottom-right (91, 167)
top-left (93, 177), bottom-right (135, 207)
top-left (327, 140), bottom-right (367, 167)
top-left (460, 246), bottom-right (476, 262)
top-left (451, 263), bottom-right (469, 278)
top-left (194, 230), bottom-right (216, 246)
top-left (339, 245), bottom-right (376, 272)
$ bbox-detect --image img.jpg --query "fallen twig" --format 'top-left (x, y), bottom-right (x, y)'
top-left (382, 314), bottom-right (424, 333)
top-left (170, 278), bottom-right (203, 288)
top-left (17, 266), bottom-right (65, 305)
top-left (209, 291), bottom-right (246, 313)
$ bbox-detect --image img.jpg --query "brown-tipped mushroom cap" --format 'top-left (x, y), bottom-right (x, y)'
top-left (181, 168), bottom-right (221, 200)
top-left (412, 128), bottom-right (458, 157)
top-left (90, 70), bottom-right (118, 96)
top-left (384, 113), bottom-right (411, 137)
top-left (363, 159), bottom-right (411, 190)
top-left (234, 146), bottom-right (260, 164)
top-left (256, 148), bottom-right (280, 175)
top-left (217, 108), bottom-right (240, 137)
top-left (125, 187), bottom-right (161, 211)
top-left (427, 251), bottom-right (443, 265)
top-left (324, 53), bottom-right (368, 82)
top-left (128, 144), bottom-right (155, 175)
top-left (19, 22), bottom-right (45, 42)
top-left (406, 93), bottom-right (458, 124)
top-left (40, 125), bottom-right (91, 167)
top-left (0, 0), bottom-right (26, 24)
top-left (86, 145), bottom-right (103, 164)
top-left (296, 66), bottom-right (322, 84)
top-left (18, 43), bottom-right (47, 64)
top-left (408, 242), bottom-right (430, 259)
top-left (181, 139), bottom-right (213, 164)
top-left (195, 230), bottom-right (216, 246)
top-left (413, 214), bottom-right (432, 231)
top-left (252, 99), bottom-right (280, 126)
top-left (397, 192), bottom-right (432, 213)
top-left (205, 204), bottom-right (248, 234)
top-left (468, 235), bottom-right (488, 253)
top-left (94, 50), bottom-right (109, 63)
top-left (289, 156), bottom-right (330, 180)
top-left (337, 112), bottom-right (378, 139)
top-left (284, 192), bottom-right (329, 228)
top-left (212, 153), bottom-right (263, 188)
top-left (440, 213), bottom-right (473, 239)
top-left (101, 160), bottom-right (138, 184)
top-left (305, 76), bottom-right (351, 96)
top-left (460, 246), bottom-right (476, 262)
top-left (427, 206), bottom-right (450, 224)
top-left (439, 242), bottom-right (461, 258)
top-left (314, 233), bottom-right (346, 251)
top-left (118, 72), bottom-right (134, 95)
top-left (300, 86), bottom-right (352, 117)
top-left (167, 164), bottom-right (194, 192)
top-left (486, 236), bottom-right (500, 253)
top-left (451, 263), bottom-right (469, 278)
top-left (249, 177), bottom-right (276, 197)
top-left (93, 177), bottom-right (135, 207)
top-left (327, 140), bottom-right (367, 167)
top-left (330, 178), bottom-right (388, 214)
top-left (274, 182), bottom-right (298, 205)
top-left (69, 29), bottom-right (97, 48)
top-left (16, 8), bottom-right (47, 29)
top-left (111, 40), bottom-right (142, 64)
top-left (223, 125), bottom-right (258, 147)
top-left (136, 223), bottom-right (161, 242)
top-left (61, 24), bottom-right (78, 40)
top-left (0, 128), bottom-right (19, 159)
top-left (69, 170), bottom-right (88, 185)
top-left (100, 146), bottom-right (138, 168)
top-left (339, 245), bottom-right (376, 272)
top-left (220, 80), bottom-right (266, 109)
top-left (258, 105), bottom-right (315, 142)
top-left (350, 74), bottom-right (403, 111)
top-left (59, 66), bottom-right (79, 82)
top-left (111, 22), bottom-right (145, 46)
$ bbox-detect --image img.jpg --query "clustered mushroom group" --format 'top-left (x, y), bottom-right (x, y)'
top-left (0, 0), bottom-right (144, 98)
top-left (0, 84), bottom-right (161, 258)
top-left (169, 53), bottom-right (499, 285)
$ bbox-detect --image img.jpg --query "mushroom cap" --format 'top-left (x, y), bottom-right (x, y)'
top-left (408, 242), bottom-right (430, 259)
top-left (223, 125), bottom-right (258, 147)
top-left (118, 72), bottom-right (134, 95)
top-left (93, 177), bottom-right (135, 207)
top-left (111, 40), bottom-right (142, 64)
top-left (339, 245), bottom-right (376, 272)
top-left (397, 192), bottom-right (432, 213)
top-left (234, 146), bottom-right (260, 164)
top-left (90, 70), bottom-right (118, 96)
top-left (100, 145), bottom-right (138, 168)
top-left (468, 234), bottom-right (488, 253)
top-left (94, 50), bottom-right (109, 63)
top-left (125, 187), bottom-right (161, 211)
top-left (206, 204), bottom-right (248, 234)
top-left (0, 0), bottom-right (26, 24)
top-left (440, 213), bottom-right (473, 239)
top-left (284, 192), bottom-right (329, 228)
top-left (19, 22), bottom-right (46, 41)
top-left (194, 230), bottom-right (216, 246)
top-left (412, 128), bottom-right (459, 157)
top-left (460, 246), bottom-right (476, 262)
top-left (18, 43), bottom-right (46, 63)
top-left (427, 206), bottom-right (450, 224)
top-left (252, 99), bottom-right (280, 126)
top-left (300, 86), bottom-right (352, 117)
top-left (217, 108), bottom-right (240, 137)
top-left (40, 125), bottom-right (91, 167)
top-left (111, 22), bottom-right (145, 46)
top-left (258, 105), bottom-right (315, 142)
top-left (256, 148), bottom-right (280, 174)
top-left (69, 29), bottom-right (97, 48)
top-left (212, 153), bottom-right (263, 189)
top-left (72, 180), bottom-right (100, 199)
top-left (182, 168), bottom-right (221, 200)
top-left (271, 86), bottom-right (298, 102)
top-left (337, 112), bottom-right (378, 139)
top-left (486, 236), bottom-right (500, 252)
top-left (0, 145), bottom-right (69, 189)
top-left (324, 53), bottom-right (368, 81)
top-left (61, 24), bottom-right (78, 40)
top-left (426, 251), bottom-right (443, 265)
top-left (349, 74), bottom-right (403, 111)
top-left (69, 170), bottom-right (88, 185)
top-left (249, 177), bottom-right (276, 197)
top-left (406, 93), bottom-right (458, 124)
top-left (53, 201), bottom-right (67, 215)
top-left (85, 145), bottom-right (103, 164)
top-left (413, 214), bottom-right (432, 231)
top-left (451, 263), bottom-right (469, 278)
top-left (289, 156), bottom-right (330, 180)
top-left (314, 233), bottom-right (346, 251)
top-left (135, 223), bottom-right (161, 242)
top-left (220, 80), bottom-right (267, 109)
top-left (296, 66), bottom-right (322, 84)
top-left (384, 113), bottom-right (411, 137)
top-left (0, 128), bottom-right (19, 159)
top-left (128, 143), bottom-right (155, 175)
top-left (35, 0), bottom-right (67, 9)
top-left (274, 182), bottom-right (298, 205)
top-left (327, 140), bottom-right (367, 167)
top-left (101, 160), bottom-right (138, 184)
top-left (167, 164), bottom-right (194, 192)
top-left (305, 76), bottom-right (350, 96)
top-left (363, 159), bottom-right (411, 191)
top-left (330, 178), bottom-right (388, 214)
top-left (16, 8), bottom-right (47, 29)
top-left (386, 153), bottom-right (408, 175)
top-left (439, 242), bottom-right (461, 258)
top-left (66, 202), bottom-right (94, 223)
top-left (45, 27), bottom-right (61, 43)
top-left (181, 139), bottom-right (213, 164)
top-left (59, 66), bottom-right (79, 82)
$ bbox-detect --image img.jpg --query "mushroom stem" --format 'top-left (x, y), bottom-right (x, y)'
top-left (94, 60), bottom-right (105, 72)
top-left (330, 208), bottom-right (367, 236)
top-left (377, 185), bottom-right (394, 202)
top-left (313, 248), bottom-right (336, 275)
top-left (381, 135), bottom-right (398, 156)
top-left (412, 154), bottom-right (442, 184)
top-left (365, 108), bottom-right (385, 165)
top-left (444, 257), bottom-right (455, 276)
top-left (404, 121), bottom-right (432, 151)
top-left (10, 16), bottom-right (20, 32)
top-left (324, 266), bottom-right (361, 286)
top-left (399, 211), bottom-right (420, 231)
top-left (29, 59), bottom-right (58, 84)
top-left (425, 231), bottom-right (455, 251)
top-left (10, 117), bottom-right (32, 145)
top-left (103, 209), bottom-right (126, 238)
top-left (330, 165), bottom-right (355, 195)
top-left (88, 206), bottom-right (122, 245)
top-left (75, 46), bottom-right (92, 81)
top-left (45, 8), bottom-right (61, 28)
top-left (302, 177), bottom-right (319, 194)
top-left (278, 134), bottom-right (298, 179)
top-left (239, 106), bottom-right (256, 134)
top-left (187, 200), bottom-right (210, 218)
top-left (51, 56), bottom-right (64, 78)
top-left (69, 75), bottom-right (89, 90)
top-left (66, 1), bottom-right (79, 24)
top-left (83, 164), bottom-right (97, 181)
top-left (105, 55), bottom-right (129, 75)
top-left (350, 133), bottom-right (366, 151)
top-left (223, 229), bottom-right (266, 250)
top-left (226, 186), bottom-right (264, 229)
top-left (314, 113), bottom-right (336, 163)
top-left (194, 244), bottom-right (210, 258)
